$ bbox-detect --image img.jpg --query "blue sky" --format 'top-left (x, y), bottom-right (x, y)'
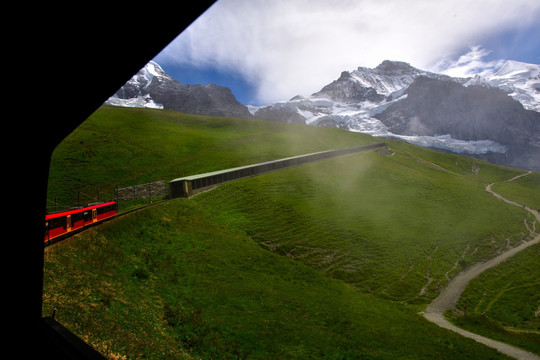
top-left (154, 0), bottom-right (540, 106)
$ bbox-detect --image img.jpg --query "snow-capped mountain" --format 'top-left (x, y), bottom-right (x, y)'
top-left (314, 60), bottom-right (462, 101)
top-left (253, 60), bottom-right (540, 171)
top-left (106, 61), bottom-right (253, 119)
top-left (486, 60), bottom-right (540, 111)
top-left (106, 59), bottom-right (539, 171)
top-left (107, 61), bottom-right (172, 109)
top-left (375, 75), bottom-right (540, 170)
top-left (251, 61), bottom-right (467, 129)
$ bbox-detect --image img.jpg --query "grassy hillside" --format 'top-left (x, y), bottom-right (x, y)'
top-left (491, 172), bottom-right (540, 210)
top-left (43, 105), bottom-right (539, 359)
top-left (47, 105), bottom-right (375, 210)
top-left (191, 148), bottom-right (532, 302)
top-left (451, 242), bottom-right (540, 354)
top-left (44, 200), bottom-right (510, 360)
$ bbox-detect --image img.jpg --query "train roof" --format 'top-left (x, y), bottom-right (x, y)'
top-left (170, 143), bottom-right (385, 182)
top-left (170, 149), bottom-right (341, 182)
top-left (45, 201), bottom-right (116, 219)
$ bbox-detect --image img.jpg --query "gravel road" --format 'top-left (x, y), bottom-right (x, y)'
top-left (423, 179), bottom-right (540, 360)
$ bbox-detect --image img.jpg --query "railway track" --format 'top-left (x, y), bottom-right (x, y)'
top-left (45, 142), bottom-right (386, 247)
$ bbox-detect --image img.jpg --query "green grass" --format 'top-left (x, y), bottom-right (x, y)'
top-left (491, 172), bottom-right (540, 210)
top-left (43, 106), bottom-right (539, 359)
top-left (43, 200), bottom-right (510, 359)
top-left (451, 243), bottom-right (540, 355)
top-left (47, 105), bottom-right (375, 211)
top-left (193, 144), bottom-right (532, 302)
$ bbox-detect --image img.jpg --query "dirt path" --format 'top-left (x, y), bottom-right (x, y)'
top-left (504, 171), bottom-right (533, 183)
top-left (423, 175), bottom-right (540, 360)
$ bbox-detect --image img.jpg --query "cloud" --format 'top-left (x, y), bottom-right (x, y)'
top-left (155, 0), bottom-right (540, 104)
top-left (433, 46), bottom-right (506, 78)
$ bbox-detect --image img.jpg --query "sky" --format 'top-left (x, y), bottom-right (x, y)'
top-left (153, 0), bottom-right (540, 106)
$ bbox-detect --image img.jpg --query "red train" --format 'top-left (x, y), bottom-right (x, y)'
top-left (45, 201), bottom-right (117, 243)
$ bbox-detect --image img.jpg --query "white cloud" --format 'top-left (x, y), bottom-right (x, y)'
top-left (155, 0), bottom-right (540, 104)
top-left (433, 46), bottom-right (506, 78)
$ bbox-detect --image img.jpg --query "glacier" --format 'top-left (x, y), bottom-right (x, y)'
top-left (107, 94), bottom-right (164, 109)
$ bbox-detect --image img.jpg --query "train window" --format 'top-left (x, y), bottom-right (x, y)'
top-left (48, 216), bottom-right (66, 230)
top-left (97, 204), bottom-right (115, 215)
top-left (83, 210), bottom-right (92, 222)
top-left (72, 212), bottom-right (83, 224)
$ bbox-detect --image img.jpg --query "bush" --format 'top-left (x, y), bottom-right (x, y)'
top-left (132, 266), bottom-right (149, 280)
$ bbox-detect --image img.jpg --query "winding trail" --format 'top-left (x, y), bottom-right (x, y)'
top-left (423, 175), bottom-right (540, 360)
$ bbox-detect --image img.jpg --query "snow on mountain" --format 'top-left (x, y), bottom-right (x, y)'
top-left (106, 94), bottom-right (164, 109)
top-left (106, 61), bottom-right (172, 109)
top-left (130, 60), bottom-right (173, 87)
top-left (486, 60), bottom-right (540, 111)
top-left (105, 59), bottom-right (539, 170)
top-left (492, 60), bottom-right (539, 78)
top-left (254, 60), bottom-right (540, 169)
top-left (309, 60), bottom-right (462, 105)
top-left (257, 61), bottom-right (463, 137)
top-left (463, 75), bottom-right (493, 87)
top-left (349, 60), bottom-right (457, 96)
top-left (106, 61), bottom-right (253, 119)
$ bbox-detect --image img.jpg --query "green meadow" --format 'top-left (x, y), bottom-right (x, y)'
top-left (452, 242), bottom-right (540, 354)
top-left (43, 105), bottom-right (539, 359)
top-left (192, 149), bottom-right (530, 302)
top-left (46, 105), bottom-right (372, 210)
top-left (491, 172), bottom-right (540, 210)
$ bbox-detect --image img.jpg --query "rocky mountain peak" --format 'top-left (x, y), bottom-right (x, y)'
top-left (338, 71), bottom-right (353, 81)
top-left (374, 60), bottom-right (415, 73)
top-left (106, 61), bottom-right (253, 119)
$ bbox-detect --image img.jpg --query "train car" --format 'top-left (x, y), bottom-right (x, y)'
top-left (45, 201), bottom-right (117, 243)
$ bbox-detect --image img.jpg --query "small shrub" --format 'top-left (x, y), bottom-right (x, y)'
top-left (132, 266), bottom-right (149, 280)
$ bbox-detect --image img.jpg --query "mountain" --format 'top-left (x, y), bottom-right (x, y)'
top-left (486, 60), bottom-right (540, 111)
top-left (313, 60), bottom-right (460, 102)
top-left (374, 76), bottom-right (540, 170)
top-left (106, 60), bottom-right (540, 171)
top-left (106, 61), bottom-right (253, 119)
top-left (376, 76), bottom-right (540, 143)
top-left (253, 60), bottom-right (540, 171)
